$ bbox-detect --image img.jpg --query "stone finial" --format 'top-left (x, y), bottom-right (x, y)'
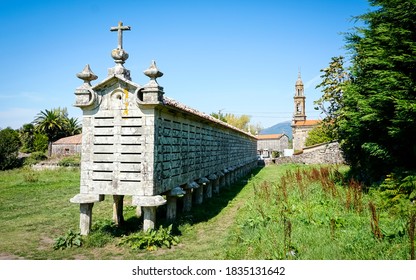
top-left (138, 60), bottom-right (164, 105)
top-left (76, 64), bottom-right (98, 86)
top-left (144, 60), bottom-right (163, 87)
top-left (74, 65), bottom-right (98, 108)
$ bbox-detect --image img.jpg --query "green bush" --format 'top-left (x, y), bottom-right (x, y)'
top-left (33, 133), bottom-right (48, 152)
top-left (271, 151), bottom-right (280, 158)
top-left (0, 127), bottom-right (22, 170)
top-left (58, 155), bottom-right (81, 167)
top-left (23, 151), bottom-right (47, 166)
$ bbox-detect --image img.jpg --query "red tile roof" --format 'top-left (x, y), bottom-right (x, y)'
top-left (293, 120), bottom-right (321, 126)
top-left (53, 134), bottom-right (82, 145)
top-left (256, 134), bottom-right (285, 140)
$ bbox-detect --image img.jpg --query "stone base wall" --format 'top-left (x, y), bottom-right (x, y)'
top-left (266, 142), bottom-right (345, 165)
top-left (51, 144), bottom-right (81, 157)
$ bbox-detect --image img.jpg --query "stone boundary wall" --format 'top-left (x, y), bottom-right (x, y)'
top-left (266, 142), bottom-right (345, 165)
top-left (51, 144), bottom-right (82, 157)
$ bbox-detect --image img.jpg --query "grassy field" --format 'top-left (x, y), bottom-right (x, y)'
top-left (0, 164), bottom-right (413, 259)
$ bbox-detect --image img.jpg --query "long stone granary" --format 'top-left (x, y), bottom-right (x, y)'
top-left (70, 22), bottom-right (258, 235)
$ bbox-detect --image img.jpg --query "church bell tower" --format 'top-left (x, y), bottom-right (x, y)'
top-left (293, 71), bottom-right (306, 122)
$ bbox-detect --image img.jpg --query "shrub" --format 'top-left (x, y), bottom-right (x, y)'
top-left (23, 151), bottom-right (47, 166)
top-left (33, 133), bottom-right (48, 152)
top-left (0, 127), bottom-right (22, 170)
top-left (271, 151), bottom-right (280, 158)
top-left (58, 155), bottom-right (81, 167)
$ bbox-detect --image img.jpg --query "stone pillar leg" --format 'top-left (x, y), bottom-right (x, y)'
top-left (194, 186), bottom-right (204, 205)
top-left (225, 173), bottom-right (231, 188)
top-left (205, 182), bottom-right (212, 198)
top-left (213, 179), bottom-right (220, 194)
top-left (79, 203), bottom-right (94, 235)
top-left (136, 206), bottom-right (142, 218)
top-left (166, 196), bottom-right (177, 222)
top-left (132, 195), bottom-right (167, 232)
top-left (142, 206), bottom-right (157, 231)
top-left (183, 189), bottom-right (193, 212)
top-left (70, 193), bottom-right (104, 236)
top-left (229, 171), bottom-right (234, 185)
top-left (183, 181), bottom-right (198, 212)
top-left (197, 177), bottom-right (209, 200)
top-left (167, 186), bottom-right (185, 222)
top-left (112, 195), bottom-right (124, 225)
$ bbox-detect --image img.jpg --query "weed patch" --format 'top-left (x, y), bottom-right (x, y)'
top-left (118, 225), bottom-right (179, 251)
top-left (53, 229), bottom-right (82, 250)
top-left (226, 164), bottom-right (412, 259)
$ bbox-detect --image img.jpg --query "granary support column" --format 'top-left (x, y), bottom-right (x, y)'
top-left (198, 177), bottom-right (209, 201)
top-left (70, 194), bottom-right (104, 235)
top-left (224, 168), bottom-right (230, 188)
top-left (217, 171), bottom-right (225, 190)
top-left (183, 182), bottom-right (198, 212)
top-left (112, 195), bottom-right (124, 225)
top-left (132, 195), bottom-right (166, 231)
top-left (209, 174), bottom-right (219, 195)
top-left (229, 166), bottom-right (236, 185)
top-left (204, 176), bottom-right (214, 198)
top-left (166, 187), bottom-right (185, 222)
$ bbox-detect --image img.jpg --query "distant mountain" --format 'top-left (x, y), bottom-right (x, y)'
top-left (259, 120), bottom-right (292, 138)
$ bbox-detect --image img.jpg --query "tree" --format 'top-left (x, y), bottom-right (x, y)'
top-left (210, 112), bottom-right (262, 134)
top-left (314, 56), bottom-right (350, 140)
top-left (65, 117), bottom-right (82, 136)
top-left (338, 0), bottom-right (416, 183)
top-left (33, 108), bottom-right (68, 156)
top-left (304, 125), bottom-right (333, 147)
top-left (19, 123), bottom-right (35, 153)
top-left (224, 113), bottom-right (251, 131)
top-left (0, 127), bottom-right (22, 170)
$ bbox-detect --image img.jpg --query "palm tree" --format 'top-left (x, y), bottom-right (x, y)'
top-left (33, 108), bottom-right (67, 156)
top-left (65, 117), bottom-right (82, 136)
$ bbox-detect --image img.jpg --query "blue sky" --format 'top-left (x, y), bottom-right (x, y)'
top-left (0, 0), bottom-right (370, 130)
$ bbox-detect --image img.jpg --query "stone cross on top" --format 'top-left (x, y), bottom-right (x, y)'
top-left (110, 21), bottom-right (131, 50)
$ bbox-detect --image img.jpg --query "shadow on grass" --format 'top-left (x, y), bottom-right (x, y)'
top-left (159, 166), bottom-right (264, 235)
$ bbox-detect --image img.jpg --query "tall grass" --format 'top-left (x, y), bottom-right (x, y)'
top-left (225, 164), bottom-right (412, 259)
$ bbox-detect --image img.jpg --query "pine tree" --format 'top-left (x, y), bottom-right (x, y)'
top-left (340, 0), bottom-right (416, 183)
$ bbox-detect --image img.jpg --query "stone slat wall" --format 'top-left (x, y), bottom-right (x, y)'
top-left (154, 109), bottom-right (257, 193)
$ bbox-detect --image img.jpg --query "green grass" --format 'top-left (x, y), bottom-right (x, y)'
top-left (0, 164), bottom-right (412, 259)
top-left (225, 164), bottom-right (412, 260)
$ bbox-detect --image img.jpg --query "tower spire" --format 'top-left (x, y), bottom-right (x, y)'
top-left (293, 71), bottom-right (306, 122)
